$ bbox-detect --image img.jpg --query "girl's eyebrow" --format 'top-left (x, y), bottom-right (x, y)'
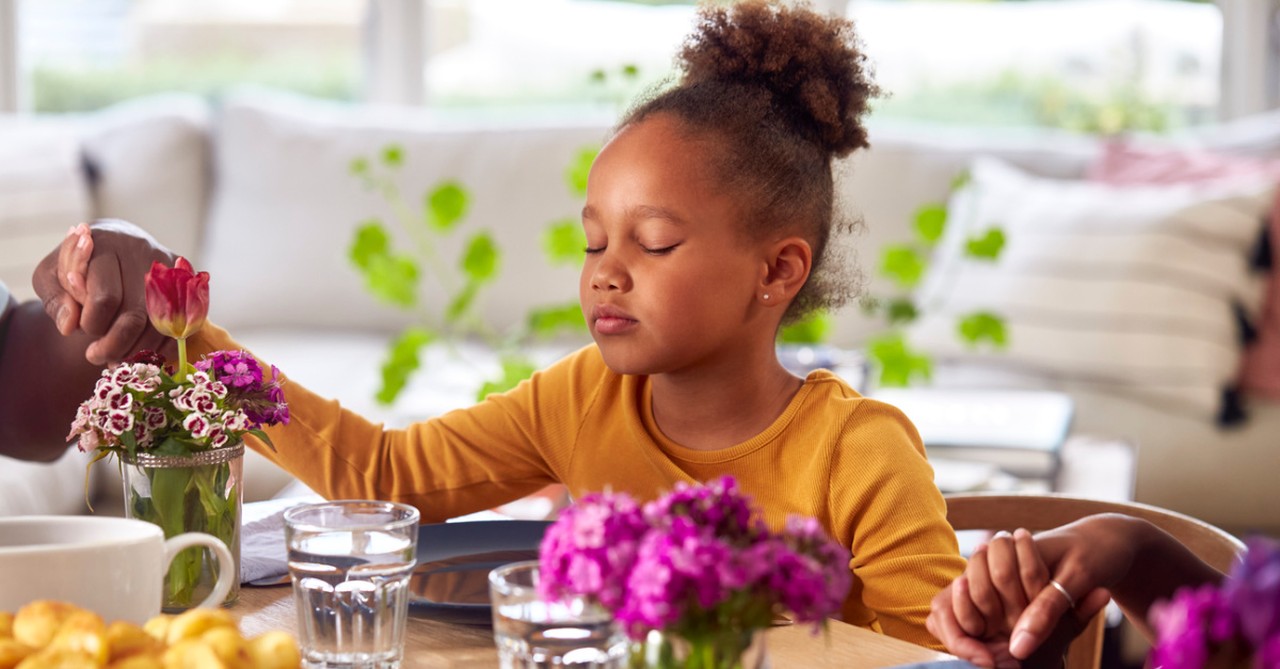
top-left (580, 204), bottom-right (687, 226)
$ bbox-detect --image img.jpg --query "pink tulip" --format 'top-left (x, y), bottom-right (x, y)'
top-left (145, 257), bottom-right (209, 341)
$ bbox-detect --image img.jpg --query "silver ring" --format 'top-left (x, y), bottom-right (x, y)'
top-left (1048, 579), bottom-right (1076, 609)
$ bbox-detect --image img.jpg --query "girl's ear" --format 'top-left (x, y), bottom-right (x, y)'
top-left (758, 236), bottom-right (812, 306)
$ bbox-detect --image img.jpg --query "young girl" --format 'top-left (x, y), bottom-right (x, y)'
top-left (48, 0), bottom-right (963, 649)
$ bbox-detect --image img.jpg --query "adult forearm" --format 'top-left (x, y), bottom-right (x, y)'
top-left (0, 301), bottom-right (101, 460)
top-left (1106, 515), bottom-right (1226, 639)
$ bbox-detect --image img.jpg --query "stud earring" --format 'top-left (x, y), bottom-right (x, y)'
top-left (762, 293), bottom-right (771, 301)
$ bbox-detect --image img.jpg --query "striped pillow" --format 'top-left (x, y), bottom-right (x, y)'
top-left (906, 157), bottom-right (1276, 419)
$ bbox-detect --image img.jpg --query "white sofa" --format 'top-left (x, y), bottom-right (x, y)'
top-left (2, 90), bottom-right (1277, 533)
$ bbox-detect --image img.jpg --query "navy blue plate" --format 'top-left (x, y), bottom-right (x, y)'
top-left (407, 520), bottom-right (551, 626)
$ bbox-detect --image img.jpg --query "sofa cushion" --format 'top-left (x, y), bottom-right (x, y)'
top-left (0, 120), bottom-right (92, 301)
top-left (79, 94), bottom-right (211, 260)
top-left (202, 91), bottom-right (611, 335)
top-left (907, 156), bottom-right (1275, 419)
top-left (1086, 141), bottom-right (1280, 402)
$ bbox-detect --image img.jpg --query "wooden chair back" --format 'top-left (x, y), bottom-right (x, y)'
top-left (944, 493), bottom-right (1245, 669)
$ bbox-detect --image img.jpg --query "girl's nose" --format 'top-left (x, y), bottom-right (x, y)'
top-left (590, 252), bottom-right (630, 292)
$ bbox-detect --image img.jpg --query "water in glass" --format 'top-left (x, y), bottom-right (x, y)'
top-left (285, 501), bottom-right (419, 669)
top-left (489, 561), bottom-right (628, 668)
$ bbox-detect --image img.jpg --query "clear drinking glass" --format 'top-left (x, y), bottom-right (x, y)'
top-left (284, 500), bottom-right (420, 669)
top-left (488, 561), bottom-right (629, 668)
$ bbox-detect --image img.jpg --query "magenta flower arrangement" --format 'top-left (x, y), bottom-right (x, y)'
top-left (1151, 536), bottom-right (1280, 669)
top-left (537, 477), bottom-right (852, 668)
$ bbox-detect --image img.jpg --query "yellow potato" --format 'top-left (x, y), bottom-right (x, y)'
top-left (11, 601), bottom-right (79, 648)
top-left (0, 640), bottom-right (34, 669)
top-left (143, 615), bottom-right (173, 643)
top-left (162, 638), bottom-right (230, 669)
top-left (45, 610), bottom-right (108, 665)
top-left (164, 610), bottom-right (236, 646)
top-left (108, 621), bottom-right (163, 662)
top-left (14, 648), bottom-right (99, 669)
top-left (199, 628), bottom-right (250, 669)
top-left (108, 652), bottom-right (165, 669)
top-left (245, 632), bottom-right (300, 669)
top-left (0, 612), bottom-right (13, 639)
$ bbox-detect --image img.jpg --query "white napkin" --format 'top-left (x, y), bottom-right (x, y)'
top-left (239, 494), bottom-right (323, 585)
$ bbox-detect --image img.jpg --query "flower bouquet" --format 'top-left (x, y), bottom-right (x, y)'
top-left (537, 477), bottom-right (852, 669)
top-left (1151, 536), bottom-right (1280, 669)
top-left (68, 257), bottom-right (289, 609)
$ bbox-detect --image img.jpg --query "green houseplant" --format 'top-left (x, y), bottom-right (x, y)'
top-left (347, 144), bottom-right (596, 404)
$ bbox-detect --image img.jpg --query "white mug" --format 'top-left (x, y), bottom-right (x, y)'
top-left (0, 515), bottom-right (235, 623)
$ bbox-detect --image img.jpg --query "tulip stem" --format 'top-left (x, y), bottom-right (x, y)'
top-left (177, 337), bottom-right (188, 381)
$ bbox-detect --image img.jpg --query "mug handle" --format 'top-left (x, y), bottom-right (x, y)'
top-left (163, 532), bottom-right (236, 609)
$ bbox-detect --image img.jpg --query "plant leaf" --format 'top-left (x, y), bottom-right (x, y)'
top-left (868, 333), bottom-right (933, 387)
top-left (527, 302), bottom-right (586, 338)
top-left (349, 220), bottom-right (389, 270)
top-left (950, 169), bottom-right (972, 192)
top-left (365, 254), bottom-right (419, 308)
top-left (376, 327), bottom-right (436, 405)
top-left (885, 299), bottom-right (919, 325)
top-left (476, 355), bottom-right (539, 401)
top-left (461, 231), bottom-right (500, 283)
top-left (446, 281), bottom-right (479, 322)
top-left (965, 228), bottom-right (1006, 261)
top-left (880, 244), bottom-right (927, 289)
top-left (349, 156), bottom-right (370, 177)
top-left (565, 146), bottom-right (599, 198)
top-left (913, 204), bottom-right (947, 246)
top-left (542, 219), bottom-right (587, 266)
top-left (778, 311), bottom-right (831, 345)
top-left (426, 181), bottom-right (470, 232)
top-left (957, 312), bottom-right (1009, 348)
top-left (381, 144), bottom-right (404, 168)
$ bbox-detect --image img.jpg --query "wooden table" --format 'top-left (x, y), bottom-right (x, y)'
top-left (231, 585), bottom-right (955, 668)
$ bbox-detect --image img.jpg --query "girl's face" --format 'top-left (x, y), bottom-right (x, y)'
top-left (579, 114), bottom-right (771, 376)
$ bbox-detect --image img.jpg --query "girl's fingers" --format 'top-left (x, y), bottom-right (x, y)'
top-left (1013, 528), bottom-right (1051, 609)
top-left (929, 587), bottom-right (997, 668)
top-left (59, 224), bottom-right (93, 303)
top-left (965, 546), bottom-right (1007, 633)
top-left (953, 575), bottom-right (988, 638)
top-left (985, 531), bottom-right (1029, 631)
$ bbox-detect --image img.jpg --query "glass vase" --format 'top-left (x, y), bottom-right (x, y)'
top-left (122, 443), bottom-right (243, 611)
top-left (629, 628), bottom-right (768, 669)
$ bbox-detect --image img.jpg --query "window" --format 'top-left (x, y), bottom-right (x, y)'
top-left (852, 0), bottom-right (1222, 133)
top-left (16, 0), bottom-right (364, 113)
top-left (0, 0), bottom-right (1273, 130)
top-left (422, 0), bottom-right (695, 119)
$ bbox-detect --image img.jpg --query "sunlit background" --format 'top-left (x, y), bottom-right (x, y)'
top-left (3, 0), bottom-right (1259, 134)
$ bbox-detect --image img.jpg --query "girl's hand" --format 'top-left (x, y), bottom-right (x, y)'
top-left (32, 219), bottom-right (178, 364)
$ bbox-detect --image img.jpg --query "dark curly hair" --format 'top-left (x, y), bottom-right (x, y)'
top-left (619, 0), bottom-right (879, 323)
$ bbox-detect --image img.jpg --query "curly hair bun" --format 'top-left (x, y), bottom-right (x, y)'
top-left (679, 0), bottom-right (878, 158)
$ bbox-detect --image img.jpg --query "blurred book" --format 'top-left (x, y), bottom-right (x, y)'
top-left (872, 388), bottom-right (1074, 479)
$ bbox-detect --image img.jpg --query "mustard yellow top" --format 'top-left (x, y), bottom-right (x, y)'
top-left (192, 325), bottom-right (963, 648)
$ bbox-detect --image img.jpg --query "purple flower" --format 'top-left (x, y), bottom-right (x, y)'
top-left (538, 491), bottom-right (648, 611)
top-left (538, 477), bottom-right (852, 642)
top-left (1224, 536), bottom-right (1280, 648)
top-left (1152, 585), bottom-right (1226, 669)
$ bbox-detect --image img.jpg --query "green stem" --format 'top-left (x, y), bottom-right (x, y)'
top-left (177, 337), bottom-right (189, 381)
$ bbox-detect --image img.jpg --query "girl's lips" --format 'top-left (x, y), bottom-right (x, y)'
top-left (594, 316), bottom-right (637, 335)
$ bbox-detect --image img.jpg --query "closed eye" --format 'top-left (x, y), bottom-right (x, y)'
top-left (643, 244), bottom-right (679, 256)
top-left (584, 246), bottom-right (605, 254)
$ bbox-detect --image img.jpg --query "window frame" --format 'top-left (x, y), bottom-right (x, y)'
top-left (0, 0), bottom-right (1275, 121)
